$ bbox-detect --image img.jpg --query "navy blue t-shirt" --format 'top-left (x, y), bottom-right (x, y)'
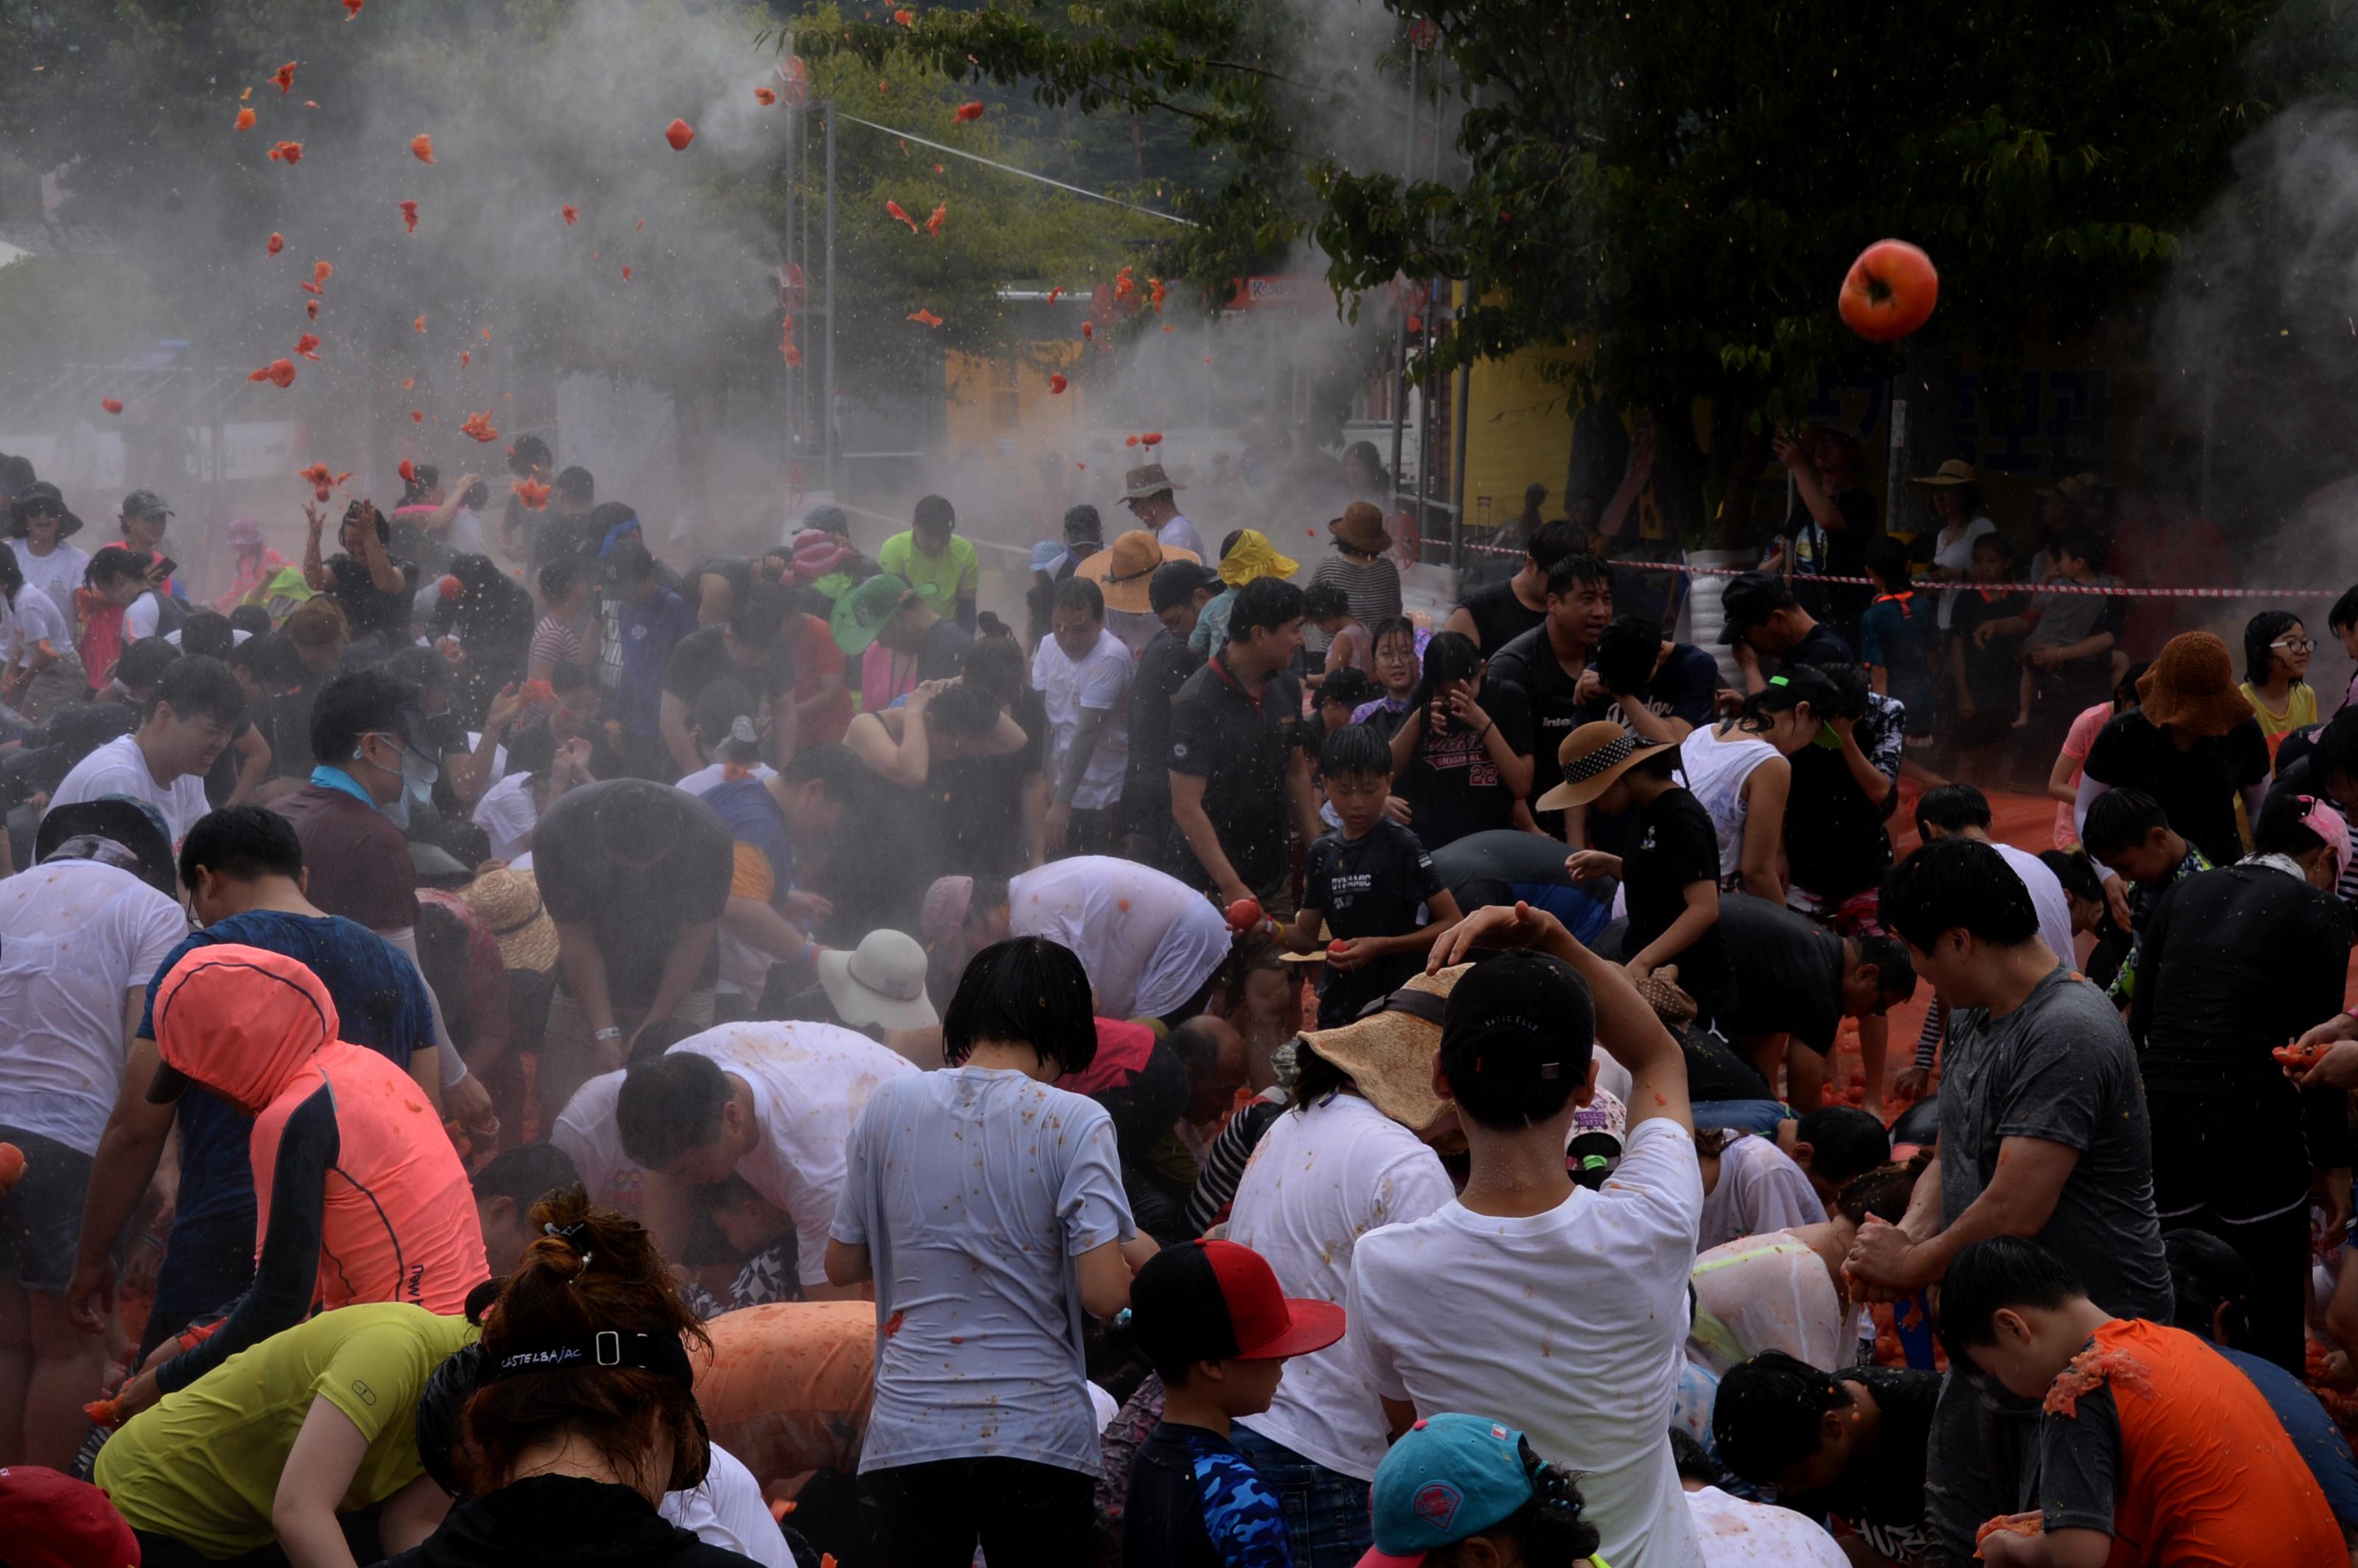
top-left (1304, 819), bottom-right (1444, 1029)
top-left (139, 910), bottom-right (433, 1315)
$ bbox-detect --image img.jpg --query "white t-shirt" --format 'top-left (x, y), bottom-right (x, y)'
top-left (1008, 855), bottom-right (1233, 1020)
top-left (1698, 1131), bottom-right (1826, 1252)
top-left (550, 1068), bottom-right (640, 1214)
top-left (0, 858), bottom-right (186, 1155)
top-left (472, 770), bottom-right (539, 864)
top-left (1993, 839), bottom-right (2076, 968)
top-left (48, 732), bottom-right (211, 844)
top-left (678, 1023), bottom-right (919, 1287)
top-left (1686, 1485), bottom-right (1847, 1567)
top-left (1930, 515), bottom-right (1997, 631)
top-left (1687, 1232), bottom-right (1858, 1377)
top-left (1352, 1118), bottom-right (1706, 1568)
top-left (1228, 1093), bottom-right (1455, 1480)
top-left (1, 584), bottom-right (70, 665)
top-left (123, 590), bottom-right (163, 642)
top-left (678, 760), bottom-right (777, 797)
top-left (15, 540), bottom-right (89, 625)
top-left (1157, 514), bottom-right (1204, 559)
top-left (1032, 626), bottom-right (1133, 812)
top-left (661, 1443), bottom-right (790, 1568)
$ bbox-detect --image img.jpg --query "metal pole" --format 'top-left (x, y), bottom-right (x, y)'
top-left (824, 101), bottom-right (838, 497)
top-left (1385, 46), bottom-right (1418, 522)
top-left (1451, 286), bottom-right (1471, 577)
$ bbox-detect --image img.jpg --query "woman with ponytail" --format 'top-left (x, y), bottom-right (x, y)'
top-left (385, 1190), bottom-right (756, 1568)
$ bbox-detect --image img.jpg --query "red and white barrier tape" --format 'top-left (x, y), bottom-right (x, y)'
top-left (1602, 559), bottom-right (2336, 600)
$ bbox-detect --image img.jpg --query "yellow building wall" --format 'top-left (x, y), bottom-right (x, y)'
top-left (943, 343), bottom-right (1085, 461)
top-left (1459, 343), bottom-right (1575, 540)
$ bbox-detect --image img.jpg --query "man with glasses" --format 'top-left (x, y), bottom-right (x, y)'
top-left (1117, 463), bottom-right (1203, 559)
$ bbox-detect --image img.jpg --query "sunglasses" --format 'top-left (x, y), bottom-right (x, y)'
top-left (19, 502), bottom-right (59, 518)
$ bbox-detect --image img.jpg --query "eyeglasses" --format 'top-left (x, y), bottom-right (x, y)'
top-left (2273, 637), bottom-right (2316, 652)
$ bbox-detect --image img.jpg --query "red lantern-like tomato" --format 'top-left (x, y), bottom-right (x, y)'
top-left (1838, 239), bottom-right (1938, 343)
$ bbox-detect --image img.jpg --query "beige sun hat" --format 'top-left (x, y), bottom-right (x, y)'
top-left (458, 868), bottom-right (559, 973)
top-left (1295, 963), bottom-right (1473, 1132)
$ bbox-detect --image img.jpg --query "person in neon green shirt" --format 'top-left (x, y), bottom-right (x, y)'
top-left (877, 494), bottom-right (978, 631)
top-left (97, 1302), bottom-right (477, 1567)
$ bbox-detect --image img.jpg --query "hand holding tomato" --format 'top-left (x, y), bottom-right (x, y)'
top-left (1326, 937), bottom-right (1379, 972)
top-left (1225, 895), bottom-right (1264, 933)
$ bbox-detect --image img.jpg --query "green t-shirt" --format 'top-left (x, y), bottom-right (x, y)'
top-left (877, 530), bottom-right (979, 611)
top-left (97, 1303), bottom-right (477, 1556)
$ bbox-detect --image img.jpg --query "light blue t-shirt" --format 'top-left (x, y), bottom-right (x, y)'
top-left (830, 1065), bottom-right (1133, 1476)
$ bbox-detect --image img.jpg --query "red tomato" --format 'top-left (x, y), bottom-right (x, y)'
top-left (1225, 897), bottom-right (1262, 932)
top-left (438, 574), bottom-right (463, 599)
top-left (665, 117), bottom-right (696, 151)
top-left (1328, 939), bottom-right (1350, 959)
top-left (1838, 239), bottom-right (1938, 343)
top-left (410, 133), bottom-right (435, 164)
top-left (267, 231), bottom-right (284, 255)
top-left (0, 1141), bottom-right (23, 1196)
top-left (1048, 374), bottom-right (1068, 394)
top-left (100, 397), bottom-right (123, 415)
top-left (234, 106), bottom-right (256, 131)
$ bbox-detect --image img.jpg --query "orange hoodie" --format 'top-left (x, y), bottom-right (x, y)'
top-left (152, 945), bottom-right (487, 1323)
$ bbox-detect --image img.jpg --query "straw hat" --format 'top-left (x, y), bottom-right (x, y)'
top-left (1632, 972), bottom-right (1698, 1032)
top-left (1296, 964), bottom-right (1472, 1132)
top-left (458, 868), bottom-right (559, 973)
top-left (1077, 531), bottom-right (1201, 615)
top-left (1329, 500), bottom-right (1393, 556)
top-left (1534, 720), bottom-right (1672, 812)
top-left (1118, 462), bottom-right (1185, 503)
top-left (1907, 459), bottom-right (1980, 488)
top-left (2138, 631), bottom-right (2258, 739)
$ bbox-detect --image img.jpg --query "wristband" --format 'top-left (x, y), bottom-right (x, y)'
top-left (593, 1026), bottom-right (623, 1043)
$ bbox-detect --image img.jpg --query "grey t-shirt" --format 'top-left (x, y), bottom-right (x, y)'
top-left (830, 1065), bottom-right (1134, 1476)
top-left (1937, 965), bottom-right (2172, 1320)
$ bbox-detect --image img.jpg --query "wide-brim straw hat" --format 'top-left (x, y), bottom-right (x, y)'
top-left (1078, 531), bottom-right (1200, 614)
top-left (1908, 459), bottom-right (1980, 488)
top-left (1535, 720), bottom-right (1671, 812)
top-left (1296, 964), bottom-right (1472, 1132)
top-left (1633, 972), bottom-right (1698, 1032)
top-left (458, 867), bottom-right (559, 973)
top-left (1119, 462), bottom-right (1184, 503)
top-left (1329, 500), bottom-right (1393, 555)
top-left (2138, 630), bottom-right (2257, 739)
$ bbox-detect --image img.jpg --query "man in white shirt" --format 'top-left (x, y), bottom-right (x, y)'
top-left (614, 1020), bottom-right (918, 1299)
top-left (1352, 904), bottom-right (1705, 1568)
top-left (1033, 575), bottom-right (1134, 858)
top-left (47, 654), bottom-right (246, 842)
top-left (1119, 462), bottom-right (1204, 558)
top-left (1004, 855), bottom-right (1234, 1022)
top-left (0, 797), bottom-right (186, 1469)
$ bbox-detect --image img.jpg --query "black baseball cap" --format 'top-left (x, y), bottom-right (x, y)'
top-left (1438, 951), bottom-right (1595, 1089)
top-left (1717, 570), bottom-right (1795, 645)
top-left (1129, 1240), bottom-right (1346, 1369)
top-left (120, 488), bottom-right (173, 519)
top-left (35, 795), bottom-right (178, 897)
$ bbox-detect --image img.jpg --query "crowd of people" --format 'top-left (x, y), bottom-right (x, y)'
top-left (3, 433), bottom-right (2358, 1568)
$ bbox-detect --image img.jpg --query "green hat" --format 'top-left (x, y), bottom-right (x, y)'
top-left (830, 572), bottom-right (914, 657)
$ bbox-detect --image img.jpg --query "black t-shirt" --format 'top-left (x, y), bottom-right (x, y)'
top-left (934, 687), bottom-right (1046, 878)
top-left (1166, 651), bottom-right (1304, 894)
top-left (203, 712), bottom-right (260, 807)
top-left (1488, 625), bottom-right (1612, 816)
top-left (1715, 892), bottom-right (1845, 1051)
top-left (1681, 1026), bottom-right (1775, 1103)
top-left (1394, 678), bottom-right (1533, 851)
top-left (1457, 578), bottom-right (1548, 654)
top-left (1123, 627), bottom-right (1202, 820)
top-left (325, 552), bottom-right (420, 646)
top-left (1304, 819), bottom-right (1445, 1027)
top-left (2084, 710), bottom-right (2271, 869)
top-left (1951, 589), bottom-right (2032, 713)
top-left (532, 780), bottom-right (734, 1006)
top-left (1800, 1367), bottom-right (1941, 1566)
top-left (1785, 486), bottom-right (1881, 630)
top-left (662, 624), bottom-right (796, 709)
top-left (1620, 787), bottom-right (1729, 1021)
top-left (1782, 702), bottom-right (1897, 902)
top-left (1777, 620), bottom-right (1855, 674)
top-left (1607, 643), bottom-right (1721, 733)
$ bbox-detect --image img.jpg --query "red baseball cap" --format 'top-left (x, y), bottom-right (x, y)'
top-left (1130, 1239), bottom-right (1347, 1365)
top-left (0, 1465), bottom-right (140, 1568)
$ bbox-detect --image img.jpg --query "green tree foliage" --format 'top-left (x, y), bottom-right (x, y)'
top-left (807, 0), bottom-right (2327, 536)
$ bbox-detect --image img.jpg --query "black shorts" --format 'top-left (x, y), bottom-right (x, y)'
top-left (0, 1125), bottom-right (113, 1292)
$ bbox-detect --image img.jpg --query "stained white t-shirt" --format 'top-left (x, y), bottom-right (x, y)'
top-left (662, 1443), bottom-right (791, 1568)
top-left (472, 770), bottom-right (539, 864)
top-left (48, 732), bottom-right (211, 843)
top-left (1686, 1485), bottom-right (1848, 1567)
top-left (1352, 1117), bottom-right (1706, 1568)
top-left (1009, 855), bottom-right (1232, 1021)
top-left (1157, 514), bottom-right (1205, 559)
top-left (1228, 1093), bottom-right (1455, 1480)
top-left (1687, 1232), bottom-right (1858, 1377)
top-left (1032, 626), bottom-right (1134, 811)
top-left (1698, 1130), bottom-right (1826, 1252)
top-left (549, 1068), bottom-right (641, 1214)
top-left (1, 584), bottom-right (70, 665)
top-left (1993, 840), bottom-right (2076, 968)
top-left (678, 760), bottom-right (777, 796)
top-left (15, 540), bottom-right (89, 625)
top-left (678, 1023), bottom-right (918, 1287)
top-left (123, 590), bottom-right (163, 643)
top-left (0, 858), bottom-right (186, 1154)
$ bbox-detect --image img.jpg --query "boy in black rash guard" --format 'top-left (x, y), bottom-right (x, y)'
top-left (1546, 720), bottom-right (1730, 1029)
top-left (1278, 724), bottom-right (1461, 1028)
